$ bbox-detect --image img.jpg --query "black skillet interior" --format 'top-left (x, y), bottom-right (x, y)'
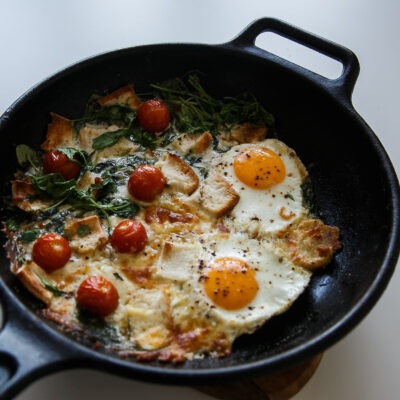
top-left (0, 18), bottom-right (399, 395)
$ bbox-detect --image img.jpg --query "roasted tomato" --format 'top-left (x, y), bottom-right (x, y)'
top-left (76, 276), bottom-right (119, 317)
top-left (137, 99), bottom-right (170, 133)
top-left (32, 233), bottom-right (71, 272)
top-left (43, 150), bottom-right (81, 180)
top-left (111, 219), bottom-right (148, 253)
top-left (128, 164), bottom-right (166, 202)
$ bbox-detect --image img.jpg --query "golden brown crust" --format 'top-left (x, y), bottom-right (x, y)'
top-left (157, 152), bottom-right (200, 195)
top-left (41, 113), bottom-right (76, 151)
top-left (4, 238), bottom-right (52, 304)
top-left (97, 85), bottom-right (141, 110)
top-left (172, 131), bottom-right (213, 155)
top-left (192, 131), bottom-right (213, 154)
top-left (199, 174), bottom-right (240, 218)
top-left (64, 215), bottom-right (108, 254)
top-left (228, 123), bottom-right (268, 143)
top-left (15, 263), bottom-right (53, 304)
top-left (278, 219), bottom-right (341, 270)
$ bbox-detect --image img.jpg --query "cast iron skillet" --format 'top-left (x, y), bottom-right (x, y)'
top-left (0, 18), bottom-right (399, 399)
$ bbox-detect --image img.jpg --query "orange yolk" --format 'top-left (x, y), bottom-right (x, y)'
top-left (233, 147), bottom-right (286, 189)
top-left (203, 257), bottom-right (259, 310)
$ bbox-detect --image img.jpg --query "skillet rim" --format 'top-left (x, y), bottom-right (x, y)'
top-left (0, 41), bottom-right (399, 384)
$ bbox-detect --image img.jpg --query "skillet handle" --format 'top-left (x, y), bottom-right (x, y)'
top-left (228, 17), bottom-right (360, 100)
top-left (0, 282), bottom-right (80, 400)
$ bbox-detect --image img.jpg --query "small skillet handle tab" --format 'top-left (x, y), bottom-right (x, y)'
top-left (228, 17), bottom-right (360, 100)
top-left (0, 283), bottom-right (78, 400)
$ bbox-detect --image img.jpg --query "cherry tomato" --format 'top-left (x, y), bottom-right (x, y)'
top-left (137, 99), bottom-right (170, 133)
top-left (43, 150), bottom-right (81, 180)
top-left (111, 219), bottom-right (148, 253)
top-left (128, 165), bottom-right (165, 202)
top-left (32, 233), bottom-right (71, 272)
top-left (76, 276), bottom-right (119, 317)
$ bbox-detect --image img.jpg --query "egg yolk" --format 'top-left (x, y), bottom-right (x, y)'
top-left (203, 257), bottom-right (259, 310)
top-left (233, 147), bottom-right (286, 189)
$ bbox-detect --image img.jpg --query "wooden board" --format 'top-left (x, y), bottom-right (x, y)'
top-left (195, 353), bottom-right (322, 400)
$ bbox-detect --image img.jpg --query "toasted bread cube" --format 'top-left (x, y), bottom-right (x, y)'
top-left (199, 174), bottom-right (240, 218)
top-left (41, 113), bottom-right (76, 151)
top-left (228, 123), bottom-right (268, 143)
top-left (172, 131), bottom-right (213, 155)
top-left (279, 219), bottom-right (341, 270)
top-left (156, 153), bottom-right (199, 195)
top-left (97, 85), bottom-right (141, 110)
top-left (65, 215), bottom-right (108, 254)
top-left (155, 240), bottom-right (202, 281)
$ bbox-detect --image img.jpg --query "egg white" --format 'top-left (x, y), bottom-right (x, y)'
top-left (154, 231), bottom-right (311, 341)
top-left (193, 233), bottom-right (311, 336)
top-left (211, 139), bottom-right (308, 237)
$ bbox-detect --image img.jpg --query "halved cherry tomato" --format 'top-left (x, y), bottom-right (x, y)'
top-left (32, 233), bottom-right (71, 272)
top-left (111, 219), bottom-right (148, 253)
top-left (137, 99), bottom-right (170, 133)
top-left (43, 150), bottom-right (81, 180)
top-left (76, 276), bottom-right (119, 317)
top-left (128, 164), bottom-right (165, 202)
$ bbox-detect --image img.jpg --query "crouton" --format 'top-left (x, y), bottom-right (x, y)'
top-left (199, 174), bottom-right (240, 218)
top-left (228, 123), bottom-right (268, 143)
top-left (278, 219), bottom-right (341, 270)
top-left (41, 113), bottom-right (76, 151)
top-left (156, 153), bottom-right (199, 195)
top-left (64, 215), bottom-right (108, 254)
top-left (172, 131), bottom-right (213, 155)
top-left (97, 85), bottom-right (141, 110)
top-left (11, 176), bottom-right (51, 212)
top-left (155, 240), bottom-right (202, 281)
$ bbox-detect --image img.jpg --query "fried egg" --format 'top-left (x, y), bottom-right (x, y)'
top-left (155, 232), bottom-right (311, 344)
top-left (212, 139), bottom-right (309, 237)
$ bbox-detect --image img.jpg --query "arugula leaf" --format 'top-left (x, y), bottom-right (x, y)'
top-left (19, 228), bottom-right (41, 243)
top-left (76, 104), bottom-right (137, 127)
top-left (92, 128), bottom-right (128, 150)
top-left (92, 124), bottom-right (159, 151)
top-left (57, 147), bottom-right (91, 168)
top-left (31, 173), bottom-right (77, 199)
top-left (104, 199), bottom-right (139, 218)
top-left (128, 126), bottom-right (160, 150)
top-left (16, 144), bottom-right (40, 168)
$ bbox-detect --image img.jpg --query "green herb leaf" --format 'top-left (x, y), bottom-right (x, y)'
top-left (92, 128), bottom-right (129, 150)
top-left (113, 272), bottom-right (124, 281)
top-left (16, 144), bottom-right (40, 168)
top-left (285, 192), bottom-right (295, 201)
top-left (76, 104), bottom-right (137, 127)
top-left (151, 73), bottom-right (275, 134)
top-left (128, 126), bottom-right (160, 150)
top-left (19, 228), bottom-right (41, 243)
top-left (31, 173), bottom-right (77, 199)
top-left (6, 219), bottom-right (22, 232)
top-left (77, 224), bottom-right (91, 237)
top-left (37, 274), bottom-right (68, 297)
top-left (57, 147), bottom-right (91, 168)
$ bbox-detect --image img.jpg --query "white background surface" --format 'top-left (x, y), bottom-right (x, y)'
top-left (1, 1), bottom-right (399, 399)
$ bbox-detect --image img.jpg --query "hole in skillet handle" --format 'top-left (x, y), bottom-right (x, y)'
top-left (227, 17), bottom-right (360, 101)
top-left (255, 33), bottom-right (343, 80)
top-left (0, 353), bottom-right (17, 389)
